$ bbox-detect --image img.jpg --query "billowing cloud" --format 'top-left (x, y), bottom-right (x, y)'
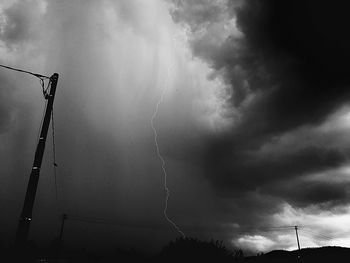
top-left (169, 0), bottom-right (350, 252)
top-left (0, 0), bottom-right (46, 49)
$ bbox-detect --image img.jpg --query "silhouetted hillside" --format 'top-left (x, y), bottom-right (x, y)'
top-left (246, 246), bottom-right (350, 263)
top-left (0, 237), bottom-right (242, 262)
top-left (153, 237), bottom-right (243, 262)
top-left (2, 239), bottom-right (350, 262)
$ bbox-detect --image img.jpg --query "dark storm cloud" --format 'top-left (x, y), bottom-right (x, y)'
top-left (268, 179), bottom-right (350, 208)
top-left (171, 0), bottom-right (235, 31)
top-left (170, 0), bottom-right (350, 211)
top-left (206, 144), bottom-right (345, 194)
top-left (174, 0), bottom-right (350, 135)
top-left (233, 0), bottom-right (350, 134)
top-left (0, 1), bottom-right (38, 47)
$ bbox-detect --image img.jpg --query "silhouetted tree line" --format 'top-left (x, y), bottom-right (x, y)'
top-left (1, 237), bottom-right (244, 263)
top-left (4, 237), bottom-right (350, 262)
top-left (154, 237), bottom-right (244, 263)
top-left (245, 246), bottom-right (350, 263)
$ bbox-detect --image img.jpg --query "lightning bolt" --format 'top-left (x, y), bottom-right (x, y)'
top-left (150, 69), bottom-right (186, 239)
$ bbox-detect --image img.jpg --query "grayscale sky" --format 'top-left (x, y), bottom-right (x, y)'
top-left (1, 0), bottom-right (350, 254)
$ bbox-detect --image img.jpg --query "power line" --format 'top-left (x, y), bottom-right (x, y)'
top-left (263, 226), bottom-right (296, 230)
top-left (1, 64), bottom-right (59, 202)
top-left (0, 64), bottom-right (52, 99)
top-left (301, 229), bottom-right (334, 241)
top-left (258, 225), bottom-right (336, 248)
top-left (259, 226), bottom-right (300, 232)
top-left (67, 216), bottom-right (121, 226)
top-left (65, 214), bottom-right (163, 230)
top-left (0, 64), bottom-right (50, 79)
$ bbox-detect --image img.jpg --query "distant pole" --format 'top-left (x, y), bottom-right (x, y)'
top-left (53, 214), bottom-right (67, 263)
top-left (15, 73), bottom-right (59, 247)
top-left (295, 226), bottom-right (302, 261)
top-left (59, 214), bottom-right (67, 243)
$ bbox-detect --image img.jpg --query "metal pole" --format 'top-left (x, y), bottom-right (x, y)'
top-left (15, 73), bottom-right (59, 247)
top-left (59, 214), bottom-right (67, 243)
top-left (55, 213), bottom-right (67, 262)
top-left (295, 226), bottom-right (302, 261)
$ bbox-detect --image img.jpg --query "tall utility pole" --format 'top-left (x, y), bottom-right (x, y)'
top-left (55, 213), bottom-right (67, 262)
top-left (295, 226), bottom-right (302, 262)
top-left (59, 214), bottom-right (67, 243)
top-left (15, 73), bottom-right (59, 247)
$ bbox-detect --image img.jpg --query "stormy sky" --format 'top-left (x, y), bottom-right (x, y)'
top-left (1, 0), bottom-right (350, 254)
